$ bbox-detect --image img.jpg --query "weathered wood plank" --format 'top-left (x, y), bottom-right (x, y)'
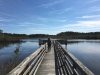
top-left (23, 49), bottom-right (45, 75)
top-left (36, 46), bottom-right (56, 75)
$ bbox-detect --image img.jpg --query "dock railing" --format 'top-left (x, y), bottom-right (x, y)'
top-left (8, 43), bottom-right (48, 75)
top-left (54, 40), bottom-right (94, 75)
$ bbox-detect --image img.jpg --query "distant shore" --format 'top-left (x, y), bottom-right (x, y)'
top-left (0, 38), bottom-right (21, 42)
top-left (0, 31), bottom-right (100, 42)
top-left (0, 33), bottom-right (28, 42)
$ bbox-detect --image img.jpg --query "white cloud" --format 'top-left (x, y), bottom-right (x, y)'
top-left (56, 19), bottom-right (67, 22)
top-left (49, 7), bottom-right (72, 15)
top-left (37, 17), bottom-right (48, 22)
top-left (0, 17), bottom-right (12, 22)
top-left (77, 20), bottom-right (100, 27)
top-left (63, 20), bottom-right (100, 27)
top-left (16, 22), bottom-right (46, 27)
top-left (38, 0), bottom-right (64, 8)
top-left (77, 15), bottom-right (100, 19)
top-left (0, 12), bottom-right (17, 18)
top-left (87, 6), bottom-right (100, 13)
top-left (54, 20), bottom-right (100, 32)
top-left (56, 8), bottom-right (72, 14)
top-left (35, 16), bottom-right (68, 23)
top-left (87, 0), bottom-right (99, 3)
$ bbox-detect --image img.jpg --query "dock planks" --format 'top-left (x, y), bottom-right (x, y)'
top-left (36, 46), bottom-right (56, 75)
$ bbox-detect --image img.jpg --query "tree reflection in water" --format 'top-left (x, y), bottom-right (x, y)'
top-left (14, 43), bottom-right (20, 55)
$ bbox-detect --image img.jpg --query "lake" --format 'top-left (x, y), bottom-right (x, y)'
top-left (0, 39), bottom-right (100, 75)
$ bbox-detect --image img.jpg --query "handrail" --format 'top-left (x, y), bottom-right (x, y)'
top-left (54, 40), bottom-right (94, 75)
top-left (8, 43), bottom-right (48, 75)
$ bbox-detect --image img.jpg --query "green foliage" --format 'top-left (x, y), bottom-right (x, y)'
top-left (0, 30), bottom-right (100, 42)
top-left (0, 32), bottom-right (28, 42)
top-left (0, 29), bottom-right (3, 33)
top-left (29, 34), bottom-right (49, 38)
top-left (57, 31), bottom-right (100, 39)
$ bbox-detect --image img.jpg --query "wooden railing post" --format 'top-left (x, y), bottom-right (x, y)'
top-left (45, 43), bottom-right (48, 52)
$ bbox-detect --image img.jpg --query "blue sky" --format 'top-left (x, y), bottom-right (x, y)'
top-left (0, 0), bottom-right (100, 34)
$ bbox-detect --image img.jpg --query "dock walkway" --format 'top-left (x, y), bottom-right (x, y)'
top-left (36, 46), bottom-right (56, 75)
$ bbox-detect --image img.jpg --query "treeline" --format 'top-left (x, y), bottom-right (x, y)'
top-left (0, 29), bottom-right (100, 42)
top-left (0, 30), bottom-right (28, 42)
top-left (0, 30), bottom-right (54, 42)
top-left (0, 31), bottom-right (28, 42)
top-left (29, 34), bottom-right (55, 38)
top-left (56, 31), bottom-right (100, 39)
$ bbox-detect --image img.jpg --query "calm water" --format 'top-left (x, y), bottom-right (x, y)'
top-left (0, 39), bottom-right (39, 75)
top-left (62, 40), bottom-right (100, 75)
top-left (0, 39), bottom-right (100, 75)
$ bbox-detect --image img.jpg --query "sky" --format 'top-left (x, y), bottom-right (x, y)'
top-left (0, 0), bottom-right (100, 34)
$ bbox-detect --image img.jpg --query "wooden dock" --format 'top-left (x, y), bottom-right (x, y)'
top-left (8, 40), bottom-right (94, 75)
top-left (36, 46), bottom-right (55, 75)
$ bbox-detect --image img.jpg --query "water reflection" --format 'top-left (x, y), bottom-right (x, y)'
top-left (14, 43), bottom-right (20, 55)
top-left (0, 39), bottom-right (39, 75)
top-left (0, 42), bottom-right (10, 49)
top-left (0, 41), bottom-right (22, 49)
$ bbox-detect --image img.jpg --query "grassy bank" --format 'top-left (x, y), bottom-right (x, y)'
top-left (0, 33), bottom-right (28, 42)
